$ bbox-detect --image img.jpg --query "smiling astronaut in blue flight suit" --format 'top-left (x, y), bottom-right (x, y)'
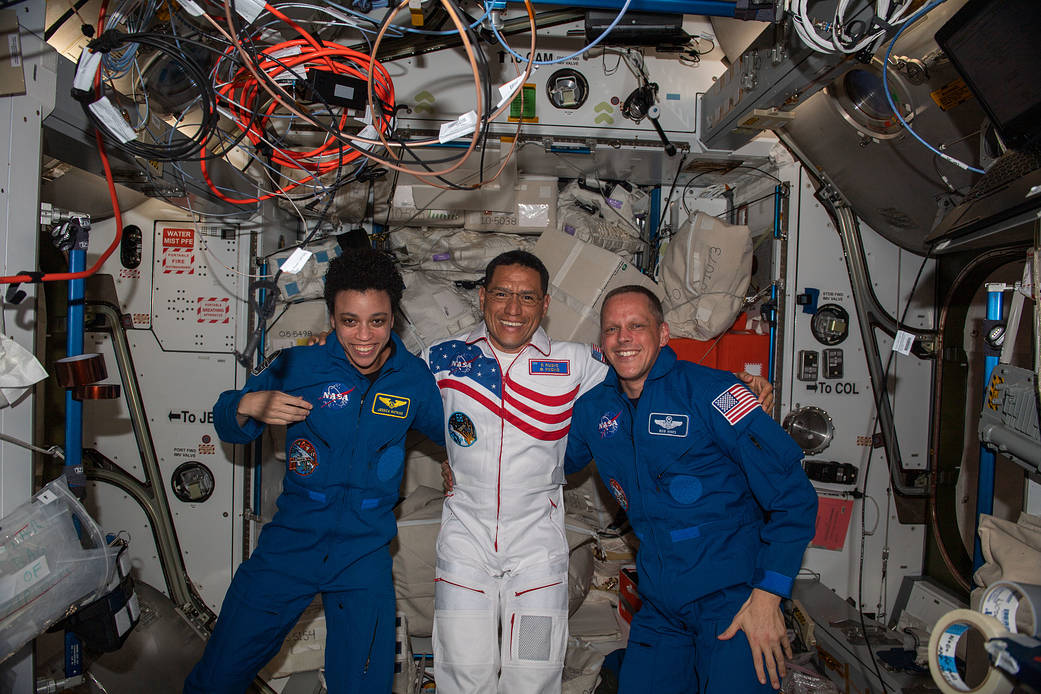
top-left (564, 285), bottom-right (817, 694)
top-left (185, 248), bottom-right (445, 694)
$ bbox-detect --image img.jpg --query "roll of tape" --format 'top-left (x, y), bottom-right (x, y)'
top-left (981, 581), bottom-right (1041, 637)
top-left (928, 609), bottom-right (1014, 694)
top-left (71, 384), bottom-right (121, 401)
top-left (55, 353), bottom-right (107, 387)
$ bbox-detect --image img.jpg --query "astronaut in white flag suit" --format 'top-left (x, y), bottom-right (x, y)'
top-left (425, 251), bottom-right (771, 693)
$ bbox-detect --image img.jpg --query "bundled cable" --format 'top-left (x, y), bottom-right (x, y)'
top-left (200, 35), bottom-right (395, 203)
top-left (790, 0), bottom-right (914, 55)
top-left (74, 29), bottom-right (220, 162)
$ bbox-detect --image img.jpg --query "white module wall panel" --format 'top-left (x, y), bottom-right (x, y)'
top-left (151, 221), bottom-right (241, 352)
top-left (390, 22), bottom-right (705, 143)
top-left (783, 167), bottom-right (933, 620)
top-left (84, 199), bottom-right (254, 614)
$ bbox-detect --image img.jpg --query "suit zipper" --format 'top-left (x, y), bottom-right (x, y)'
top-left (623, 392), bottom-right (665, 580)
top-left (363, 612), bottom-right (378, 674)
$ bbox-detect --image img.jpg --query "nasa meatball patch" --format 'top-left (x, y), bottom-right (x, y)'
top-left (598, 411), bottom-right (621, 439)
top-left (320, 382), bottom-right (354, 409)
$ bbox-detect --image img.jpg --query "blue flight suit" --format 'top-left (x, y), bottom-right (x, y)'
top-left (185, 333), bottom-right (444, 694)
top-left (564, 346), bottom-right (817, 694)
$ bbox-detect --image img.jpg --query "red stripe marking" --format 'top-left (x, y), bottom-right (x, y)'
top-left (504, 376), bottom-right (580, 406)
top-left (438, 381), bottom-right (571, 441)
top-left (548, 497), bottom-right (557, 509)
top-left (727, 398), bottom-right (758, 417)
top-left (434, 578), bottom-right (485, 594)
top-left (502, 390), bottom-right (574, 424)
top-left (515, 581), bottom-right (562, 597)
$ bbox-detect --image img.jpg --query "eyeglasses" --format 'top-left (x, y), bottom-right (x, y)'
top-left (486, 289), bottom-right (543, 306)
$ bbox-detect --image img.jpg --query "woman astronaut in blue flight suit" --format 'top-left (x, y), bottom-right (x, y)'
top-left (185, 248), bottom-right (445, 694)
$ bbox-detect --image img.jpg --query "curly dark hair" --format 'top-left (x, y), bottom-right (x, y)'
top-left (324, 247), bottom-right (405, 314)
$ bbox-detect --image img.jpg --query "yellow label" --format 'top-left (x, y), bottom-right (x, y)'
top-left (372, 393), bottom-right (410, 418)
top-left (930, 79), bottom-right (973, 111)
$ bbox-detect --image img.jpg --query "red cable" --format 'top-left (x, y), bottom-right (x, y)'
top-left (203, 31), bottom-right (395, 204)
top-left (0, 4), bottom-right (122, 285)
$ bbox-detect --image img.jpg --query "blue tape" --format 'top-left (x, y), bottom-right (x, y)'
top-left (756, 570), bottom-right (793, 597)
top-left (669, 525), bottom-right (701, 542)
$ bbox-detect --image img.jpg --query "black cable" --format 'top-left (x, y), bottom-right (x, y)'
top-left (680, 164), bottom-right (782, 215)
top-left (855, 250), bottom-right (932, 694)
top-left (76, 30), bottom-right (220, 162)
top-left (44, 0), bottom-right (91, 40)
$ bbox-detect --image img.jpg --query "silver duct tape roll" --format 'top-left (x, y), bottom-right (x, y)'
top-left (55, 353), bottom-right (107, 388)
top-left (928, 609), bottom-right (1014, 694)
top-left (981, 581), bottom-right (1041, 637)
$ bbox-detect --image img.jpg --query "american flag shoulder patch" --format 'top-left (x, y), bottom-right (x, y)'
top-left (711, 383), bottom-right (759, 425)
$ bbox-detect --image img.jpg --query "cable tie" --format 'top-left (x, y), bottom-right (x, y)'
top-left (5, 283), bottom-right (27, 305)
top-left (86, 29), bottom-right (124, 55)
top-left (868, 15), bottom-right (894, 33)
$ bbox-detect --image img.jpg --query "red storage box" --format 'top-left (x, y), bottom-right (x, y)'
top-left (618, 566), bottom-right (642, 624)
top-left (668, 313), bottom-right (769, 377)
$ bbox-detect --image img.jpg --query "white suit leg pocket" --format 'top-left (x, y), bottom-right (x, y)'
top-left (432, 573), bottom-right (496, 663)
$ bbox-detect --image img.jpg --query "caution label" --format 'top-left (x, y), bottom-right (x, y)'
top-left (196, 297), bottom-right (230, 324)
top-left (930, 79), bottom-right (973, 112)
top-left (161, 227), bottom-right (196, 274)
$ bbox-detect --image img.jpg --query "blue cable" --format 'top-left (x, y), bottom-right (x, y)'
top-left (882, 0), bottom-right (984, 174)
top-left (487, 0), bottom-right (633, 66)
top-left (397, 3), bottom-right (490, 35)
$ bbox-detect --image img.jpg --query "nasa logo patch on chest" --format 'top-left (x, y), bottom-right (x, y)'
top-left (449, 353), bottom-right (475, 375)
top-left (320, 383), bottom-right (354, 409)
top-left (648, 412), bottom-right (689, 437)
top-left (598, 411), bottom-right (622, 438)
top-left (288, 439), bottom-right (318, 477)
top-left (608, 478), bottom-right (629, 510)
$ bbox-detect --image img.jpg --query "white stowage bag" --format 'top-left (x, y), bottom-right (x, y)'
top-left (660, 212), bottom-right (752, 340)
top-left (389, 227), bottom-right (535, 274)
top-left (0, 476), bottom-right (119, 663)
top-left (555, 181), bottom-right (644, 257)
top-left (270, 239), bottom-right (343, 302)
top-left (396, 268), bottom-right (481, 355)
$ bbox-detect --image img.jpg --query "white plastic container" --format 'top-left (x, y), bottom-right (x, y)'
top-left (0, 476), bottom-right (118, 663)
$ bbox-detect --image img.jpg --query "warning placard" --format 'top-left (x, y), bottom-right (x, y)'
top-left (161, 227), bottom-right (195, 274)
top-left (811, 496), bottom-right (854, 551)
top-left (197, 297), bottom-right (230, 324)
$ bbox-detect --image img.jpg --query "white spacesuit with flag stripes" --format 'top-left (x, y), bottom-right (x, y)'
top-left (425, 324), bottom-right (607, 694)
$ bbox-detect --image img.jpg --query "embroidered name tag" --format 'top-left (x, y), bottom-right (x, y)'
top-left (648, 412), bottom-right (689, 437)
top-left (529, 359), bottom-right (570, 375)
top-left (373, 393), bottom-right (410, 418)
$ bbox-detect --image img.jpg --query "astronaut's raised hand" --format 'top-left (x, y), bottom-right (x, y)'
top-left (308, 331), bottom-right (331, 346)
top-left (737, 372), bottom-right (774, 412)
top-left (237, 390), bottom-right (312, 426)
